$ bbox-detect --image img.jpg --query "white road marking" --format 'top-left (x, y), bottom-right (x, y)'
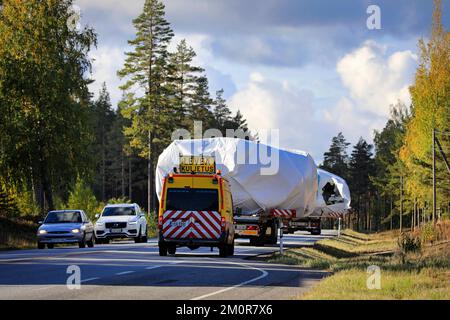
top-left (145, 265), bottom-right (161, 270)
top-left (115, 271), bottom-right (135, 276)
top-left (81, 277), bottom-right (99, 283)
top-left (190, 260), bottom-right (269, 300)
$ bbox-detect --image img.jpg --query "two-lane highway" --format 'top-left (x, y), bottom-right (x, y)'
top-left (0, 230), bottom-right (335, 300)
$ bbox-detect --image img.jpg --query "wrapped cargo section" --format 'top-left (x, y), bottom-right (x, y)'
top-left (313, 169), bottom-right (351, 218)
top-left (156, 138), bottom-right (318, 219)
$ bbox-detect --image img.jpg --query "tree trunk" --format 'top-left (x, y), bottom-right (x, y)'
top-left (41, 169), bottom-right (54, 212)
top-left (147, 130), bottom-right (152, 214)
top-left (357, 195), bottom-right (360, 231)
top-left (128, 157), bottom-right (132, 200)
top-left (390, 197), bottom-right (393, 230)
top-left (121, 150), bottom-right (125, 197)
top-left (102, 131), bottom-right (106, 201)
top-left (400, 175), bottom-right (403, 233)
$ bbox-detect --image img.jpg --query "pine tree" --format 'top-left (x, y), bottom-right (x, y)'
top-left (212, 89), bottom-right (233, 134)
top-left (321, 132), bottom-right (350, 179)
top-left (188, 75), bottom-right (215, 132)
top-left (117, 0), bottom-right (174, 212)
top-left (92, 84), bottom-right (115, 201)
top-left (372, 103), bottom-right (410, 229)
top-left (168, 39), bottom-right (204, 126)
top-left (349, 138), bottom-right (375, 230)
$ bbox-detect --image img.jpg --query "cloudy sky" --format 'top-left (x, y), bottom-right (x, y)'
top-left (75, 0), bottom-right (449, 163)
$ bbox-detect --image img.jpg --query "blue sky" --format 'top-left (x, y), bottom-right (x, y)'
top-left (75, 0), bottom-right (449, 163)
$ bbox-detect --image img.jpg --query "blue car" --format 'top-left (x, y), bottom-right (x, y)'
top-left (37, 210), bottom-right (95, 249)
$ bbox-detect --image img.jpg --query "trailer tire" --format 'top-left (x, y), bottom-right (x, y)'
top-left (159, 242), bottom-right (168, 256)
top-left (267, 221), bottom-right (278, 245)
top-left (168, 245), bottom-right (176, 255)
top-left (219, 245), bottom-right (228, 257)
top-left (227, 242), bottom-right (234, 256)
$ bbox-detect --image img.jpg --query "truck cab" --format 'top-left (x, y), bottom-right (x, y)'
top-left (158, 168), bottom-right (235, 257)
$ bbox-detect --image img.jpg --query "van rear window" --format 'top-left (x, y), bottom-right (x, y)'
top-left (166, 188), bottom-right (219, 211)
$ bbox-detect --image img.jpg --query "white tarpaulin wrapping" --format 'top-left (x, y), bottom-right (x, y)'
top-left (156, 138), bottom-right (318, 218)
top-left (312, 169), bottom-right (351, 218)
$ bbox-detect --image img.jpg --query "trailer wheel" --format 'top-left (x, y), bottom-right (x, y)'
top-left (219, 245), bottom-right (228, 257)
top-left (227, 242), bottom-right (235, 256)
top-left (159, 242), bottom-right (168, 256)
top-left (267, 220), bottom-right (278, 245)
top-left (168, 245), bottom-right (176, 255)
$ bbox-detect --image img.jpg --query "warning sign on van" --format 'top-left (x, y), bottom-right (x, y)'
top-left (179, 156), bottom-right (216, 174)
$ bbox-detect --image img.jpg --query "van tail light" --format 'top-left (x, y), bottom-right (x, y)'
top-left (246, 225), bottom-right (259, 231)
top-left (221, 217), bottom-right (226, 232)
top-left (158, 216), bottom-right (163, 229)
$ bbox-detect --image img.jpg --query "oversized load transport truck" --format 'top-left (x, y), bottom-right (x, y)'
top-left (286, 169), bottom-right (351, 235)
top-left (157, 167), bottom-right (235, 257)
top-left (156, 138), bottom-right (318, 246)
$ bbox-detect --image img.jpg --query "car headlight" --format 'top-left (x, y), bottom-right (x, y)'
top-left (128, 221), bottom-right (137, 225)
top-left (71, 229), bottom-right (80, 234)
top-left (38, 230), bottom-right (47, 235)
top-left (96, 222), bottom-right (104, 226)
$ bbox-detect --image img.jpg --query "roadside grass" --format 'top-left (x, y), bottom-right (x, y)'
top-left (301, 267), bottom-right (449, 300)
top-left (267, 228), bottom-right (450, 300)
top-left (0, 217), bottom-right (37, 250)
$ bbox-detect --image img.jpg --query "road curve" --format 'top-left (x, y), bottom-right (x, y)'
top-left (0, 230), bottom-right (336, 300)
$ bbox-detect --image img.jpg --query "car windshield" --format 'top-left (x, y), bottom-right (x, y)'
top-left (102, 207), bottom-right (136, 217)
top-left (166, 188), bottom-right (219, 211)
top-left (45, 211), bottom-right (82, 224)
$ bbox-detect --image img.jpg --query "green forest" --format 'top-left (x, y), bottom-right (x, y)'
top-left (0, 0), bottom-right (249, 220)
top-left (0, 0), bottom-right (448, 234)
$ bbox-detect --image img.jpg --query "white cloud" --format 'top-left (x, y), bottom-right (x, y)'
top-left (89, 46), bottom-right (127, 107)
top-left (336, 40), bottom-right (417, 117)
top-left (323, 97), bottom-right (386, 145)
top-left (316, 40), bottom-right (418, 148)
top-left (228, 73), bottom-right (334, 159)
top-left (76, 0), bottom-right (143, 17)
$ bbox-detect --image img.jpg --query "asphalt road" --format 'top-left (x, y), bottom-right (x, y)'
top-left (0, 230), bottom-right (336, 300)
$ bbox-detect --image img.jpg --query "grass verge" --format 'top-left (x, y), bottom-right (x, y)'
top-left (0, 216), bottom-right (38, 250)
top-left (267, 228), bottom-right (449, 300)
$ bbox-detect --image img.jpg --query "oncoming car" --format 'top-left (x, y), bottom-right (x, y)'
top-left (94, 204), bottom-right (148, 244)
top-left (37, 210), bottom-right (95, 249)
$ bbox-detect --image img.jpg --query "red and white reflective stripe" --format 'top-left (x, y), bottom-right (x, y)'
top-left (271, 209), bottom-right (296, 218)
top-left (162, 211), bottom-right (222, 240)
top-left (325, 212), bottom-right (342, 219)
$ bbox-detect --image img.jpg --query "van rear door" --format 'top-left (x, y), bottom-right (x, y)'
top-left (162, 188), bottom-right (222, 240)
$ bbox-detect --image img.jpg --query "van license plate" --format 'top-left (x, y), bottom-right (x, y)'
top-left (241, 230), bottom-right (258, 236)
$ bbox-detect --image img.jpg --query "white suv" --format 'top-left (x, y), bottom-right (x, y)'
top-left (94, 203), bottom-right (148, 244)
